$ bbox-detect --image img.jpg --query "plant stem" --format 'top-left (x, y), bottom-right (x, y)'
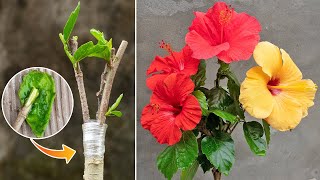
top-left (13, 87), bottom-right (39, 131)
top-left (97, 40), bottom-right (128, 124)
top-left (70, 37), bottom-right (90, 123)
top-left (212, 169), bottom-right (221, 180)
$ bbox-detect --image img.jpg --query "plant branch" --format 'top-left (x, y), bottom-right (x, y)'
top-left (13, 87), bottom-right (39, 131)
top-left (70, 37), bottom-right (90, 123)
top-left (212, 168), bottom-right (221, 180)
top-left (97, 40), bottom-right (128, 124)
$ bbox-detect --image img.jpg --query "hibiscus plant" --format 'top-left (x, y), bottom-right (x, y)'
top-left (59, 2), bottom-right (128, 180)
top-left (141, 2), bottom-right (317, 180)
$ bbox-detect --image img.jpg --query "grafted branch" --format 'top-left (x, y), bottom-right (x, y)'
top-left (97, 40), bottom-right (128, 124)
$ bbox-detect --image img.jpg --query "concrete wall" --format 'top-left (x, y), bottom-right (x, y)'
top-left (137, 0), bottom-right (320, 179)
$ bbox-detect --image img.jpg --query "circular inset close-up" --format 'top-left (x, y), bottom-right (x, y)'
top-left (1, 67), bottom-right (74, 139)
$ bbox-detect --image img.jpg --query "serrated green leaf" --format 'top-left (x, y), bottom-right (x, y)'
top-left (193, 90), bottom-right (208, 116)
top-left (201, 133), bottom-right (235, 175)
top-left (157, 131), bottom-right (198, 180)
top-left (63, 2), bottom-right (80, 41)
top-left (197, 154), bottom-right (213, 173)
top-left (262, 119), bottom-right (270, 146)
top-left (180, 160), bottom-right (199, 180)
top-left (157, 146), bottom-right (178, 180)
top-left (191, 60), bottom-right (206, 88)
top-left (210, 109), bottom-right (237, 123)
top-left (110, 110), bottom-right (122, 117)
top-left (208, 87), bottom-right (233, 110)
top-left (243, 121), bottom-right (267, 156)
top-left (107, 38), bottom-right (112, 50)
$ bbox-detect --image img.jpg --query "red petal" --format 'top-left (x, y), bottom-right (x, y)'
top-left (218, 13), bottom-right (261, 62)
top-left (175, 95), bottom-right (202, 130)
top-left (150, 111), bottom-right (182, 145)
top-left (186, 30), bottom-right (230, 59)
top-left (146, 56), bottom-right (171, 75)
top-left (146, 73), bottom-right (168, 90)
top-left (151, 73), bottom-right (195, 105)
top-left (140, 104), bottom-right (155, 130)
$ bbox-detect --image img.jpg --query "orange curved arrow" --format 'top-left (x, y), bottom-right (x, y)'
top-left (30, 138), bottom-right (76, 164)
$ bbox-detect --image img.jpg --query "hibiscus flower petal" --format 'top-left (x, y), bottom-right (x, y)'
top-left (265, 93), bottom-right (303, 131)
top-left (146, 56), bottom-right (170, 75)
top-left (181, 46), bottom-right (201, 75)
top-left (218, 13), bottom-right (261, 63)
top-left (141, 104), bottom-right (155, 130)
top-left (175, 95), bottom-right (202, 130)
top-left (274, 79), bottom-right (317, 118)
top-left (146, 73), bottom-right (168, 90)
top-left (239, 66), bottom-right (274, 119)
top-left (186, 30), bottom-right (230, 59)
top-left (152, 73), bottom-right (195, 105)
top-left (275, 49), bottom-right (302, 84)
top-left (253, 41), bottom-right (283, 77)
top-left (150, 111), bottom-right (182, 145)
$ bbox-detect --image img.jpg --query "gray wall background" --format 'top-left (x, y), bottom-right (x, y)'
top-left (137, 0), bottom-right (320, 179)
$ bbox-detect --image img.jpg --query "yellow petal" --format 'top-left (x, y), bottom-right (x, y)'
top-left (271, 79), bottom-right (317, 118)
top-left (240, 66), bottom-right (274, 119)
top-left (253, 41), bottom-right (283, 77)
top-left (265, 92), bottom-right (303, 131)
top-left (274, 49), bottom-right (302, 83)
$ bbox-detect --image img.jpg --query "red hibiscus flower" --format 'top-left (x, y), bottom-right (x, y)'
top-left (185, 1), bottom-right (261, 63)
top-left (141, 73), bottom-right (202, 145)
top-left (146, 43), bottom-right (200, 90)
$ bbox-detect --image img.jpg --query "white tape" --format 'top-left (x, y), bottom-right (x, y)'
top-left (82, 121), bottom-right (107, 158)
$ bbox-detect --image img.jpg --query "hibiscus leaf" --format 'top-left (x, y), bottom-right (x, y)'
top-left (191, 60), bottom-right (206, 88)
top-left (105, 94), bottom-right (123, 117)
top-left (18, 71), bottom-right (56, 137)
top-left (210, 109), bottom-right (238, 123)
top-left (193, 90), bottom-right (208, 116)
top-left (63, 2), bottom-right (80, 41)
top-left (157, 146), bottom-right (178, 180)
top-left (109, 110), bottom-right (122, 117)
top-left (227, 74), bottom-right (245, 119)
top-left (262, 119), bottom-right (270, 146)
top-left (180, 160), bottom-right (199, 180)
top-left (73, 41), bottom-right (110, 63)
top-left (243, 121), bottom-right (267, 156)
top-left (197, 154), bottom-right (213, 173)
top-left (201, 132), bottom-right (235, 175)
top-left (208, 87), bottom-right (233, 110)
top-left (157, 131), bottom-right (198, 179)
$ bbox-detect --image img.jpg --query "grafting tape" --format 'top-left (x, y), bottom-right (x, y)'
top-left (82, 121), bottom-right (108, 158)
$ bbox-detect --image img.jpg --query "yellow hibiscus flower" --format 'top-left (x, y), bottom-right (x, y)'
top-left (240, 41), bottom-right (317, 131)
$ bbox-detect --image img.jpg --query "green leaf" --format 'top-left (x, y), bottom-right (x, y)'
top-left (227, 75), bottom-right (244, 119)
top-left (157, 131), bottom-right (198, 179)
top-left (193, 90), bottom-right (208, 116)
top-left (18, 71), bottom-right (56, 137)
top-left (90, 29), bottom-right (107, 44)
top-left (208, 87), bottom-right (233, 110)
top-left (180, 160), bottom-right (199, 180)
top-left (63, 2), bottom-right (80, 41)
top-left (191, 60), bottom-right (206, 88)
top-left (73, 41), bottom-right (109, 63)
top-left (197, 154), bottom-right (213, 173)
top-left (157, 146), bottom-right (178, 180)
top-left (201, 133), bottom-right (235, 175)
top-left (110, 110), bottom-right (122, 117)
top-left (210, 109), bottom-right (237, 123)
top-left (262, 119), bottom-right (270, 146)
top-left (243, 121), bottom-right (267, 156)
top-left (106, 94), bottom-right (123, 117)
